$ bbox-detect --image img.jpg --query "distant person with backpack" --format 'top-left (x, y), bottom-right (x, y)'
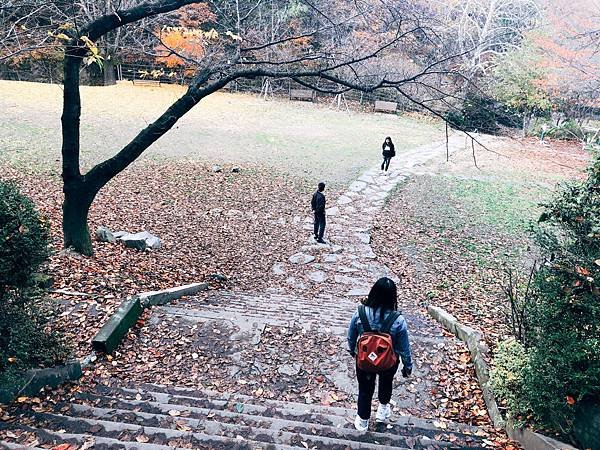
top-left (311, 182), bottom-right (326, 244)
top-left (381, 136), bottom-right (395, 172)
top-left (347, 277), bottom-right (412, 431)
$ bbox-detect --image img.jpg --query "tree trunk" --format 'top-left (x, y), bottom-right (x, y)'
top-left (103, 57), bottom-right (116, 86)
top-left (62, 186), bottom-right (95, 256)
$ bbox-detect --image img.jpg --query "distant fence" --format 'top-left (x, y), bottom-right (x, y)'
top-left (0, 61), bottom-right (425, 112)
top-left (118, 62), bottom-right (420, 111)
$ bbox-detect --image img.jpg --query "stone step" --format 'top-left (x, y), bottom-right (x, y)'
top-left (10, 409), bottom-right (414, 450)
top-left (86, 383), bottom-right (486, 446)
top-left (64, 401), bottom-right (438, 449)
top-left (70, 390), bottom-right (485, 449)
top-left (161, 303), bottom-right (445, 342)
top-left (0, 420), bottom-right (295, 450)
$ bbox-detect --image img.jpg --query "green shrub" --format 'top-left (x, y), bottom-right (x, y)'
top-left (0, 180), bottom-right (68, 386)
top-left (0, 293), bottom-right (69, 386)
top-left (446, 95), bottom-right (521, 134)
top-left (0, 180), bottom-right (51, 292)
top-left (490, 339), bottom-right (530, 426)
top-left (542, 120), bottom-right (585, 141)
top-left (495, 148), bottom-right (600, 437)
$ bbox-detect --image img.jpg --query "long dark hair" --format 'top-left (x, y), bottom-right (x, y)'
top-left (363, 277), bottom-right (398, 320)
top-left (382, 137), bottom-right (394, 150)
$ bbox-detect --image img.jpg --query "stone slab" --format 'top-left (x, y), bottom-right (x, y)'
top-left (337, 195), bottom-right (353, 205)
top-left (348, 181), bottom-right (367, 192)
top-left (308, 271), bottom-right (327, 283)
top-left (92, 297), bottom-right (143, 354)
top-left (139, 283), bottom-right (209, 307)
top-left (0, 360), bottom-right (82, 404)
top-left (272, 263), bottom-right (286, 275)
top-left (289, 253), bottom-right (315, 264)
top-left (347, 287), bottom-right (370, 297)
top-left (325, 206), bottom-right (339, 216)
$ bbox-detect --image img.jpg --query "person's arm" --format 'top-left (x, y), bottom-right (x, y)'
top-left (393, 317), bottom-right (413, 373)
top-left (311, 193), bottom-right (316, 211)
top-left (347, 311), bottom-right (359, 356)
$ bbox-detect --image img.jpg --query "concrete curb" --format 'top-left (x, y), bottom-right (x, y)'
top-left (91, 282), bottom-right (209, 354)
top-left (427, 305), bottom-right (577, 450)
top-left (1, 283), bottom-right (209, 404)
top-left (138, 282), bottom-right (208, 307)
top-left (92, 296), bottom-right (143, 354)
top-left (0, 360), bottom-right (82, 404)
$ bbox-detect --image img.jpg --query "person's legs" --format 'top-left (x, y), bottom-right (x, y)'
top-left (313, 213), bottom-right (319, 239)
top-left (317, 212), bottom-right (326, 240)
top-left (357, 366), bottom-right (377, 420)
top-left (377, 362), bottom-right (400, 405)
top-left (381, 157), bottom-right (386, 171)
top-left (384, 156), bottom-right (391, 171)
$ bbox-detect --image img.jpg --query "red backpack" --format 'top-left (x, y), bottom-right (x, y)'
top-left (356, 305), bottom-right (400, 373)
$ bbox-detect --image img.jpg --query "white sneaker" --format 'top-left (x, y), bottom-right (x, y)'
top-left (375, 403), bottom-right (391, 422)
top-left (354, 415), bottom-right (369, 432)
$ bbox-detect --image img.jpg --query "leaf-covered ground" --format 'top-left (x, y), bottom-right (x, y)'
top-left (2, 161), bottom-right (331, 359)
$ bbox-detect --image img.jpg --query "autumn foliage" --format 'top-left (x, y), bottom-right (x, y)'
top-left (154, 3), bottom-right (215, 69)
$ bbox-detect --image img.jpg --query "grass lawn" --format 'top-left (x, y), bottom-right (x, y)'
top-left (0, 80), bottom-right (441, 187)
top-left (373, 136), bottom-right (589, 342)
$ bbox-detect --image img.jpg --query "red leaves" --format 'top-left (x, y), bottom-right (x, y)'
top-left (566, 395), bottom-right (576, 405)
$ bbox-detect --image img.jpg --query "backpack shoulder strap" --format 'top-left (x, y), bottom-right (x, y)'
top-left (381, 310), bottom-right (401, 334)
top-left (358, 305), bottom-right (372, 333)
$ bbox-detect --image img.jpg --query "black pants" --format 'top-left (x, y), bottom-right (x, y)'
top-left (356, 362), bottom-right (399, 420)
top-left (314, 212), bottom-right (326, 240)
top-left (381, 156), bottom-right (392, 171)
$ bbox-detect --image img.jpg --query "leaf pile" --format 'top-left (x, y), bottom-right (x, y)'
top-left (1, 161), bottom-right (323, 357)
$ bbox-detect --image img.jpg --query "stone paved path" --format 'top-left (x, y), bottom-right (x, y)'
top-left (159, 131), bottom-right (478, 417)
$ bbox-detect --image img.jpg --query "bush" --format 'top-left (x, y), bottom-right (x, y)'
top-left (494, 148), bottom-right (600, 438)
top-left (0, 180), bottom-right (68, 386)
top-left (0, 181), bottom-right (51, 291)
top-left (542, 120), bottom-right (585, 141)
top-left (0, 294), bottom-right (69, 386)
top-left (490, 339), bottom-right (530, 426)
top-left (446, 95), bottom-right (521, 134)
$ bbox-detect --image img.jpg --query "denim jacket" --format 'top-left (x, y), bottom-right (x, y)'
top-left (347, 305), bottom-right (413, 371)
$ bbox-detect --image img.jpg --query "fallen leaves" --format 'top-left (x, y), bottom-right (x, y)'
top-left (1, 162), bottom-right (312, 359)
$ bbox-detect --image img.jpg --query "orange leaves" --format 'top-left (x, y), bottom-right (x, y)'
top-left (155, 27), bottom-right (206, 68)
top-left (575, 266), bottom-right (590, 276)
top-left (566, 395), bottom-right (576, 405)
top-left (51, 444), bottom-right (77, 450)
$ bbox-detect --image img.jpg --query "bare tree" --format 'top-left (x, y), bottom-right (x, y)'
top-left (437, 0), bottom-right (540, 88)
top-left (3, 0), bottom-right (469, 255)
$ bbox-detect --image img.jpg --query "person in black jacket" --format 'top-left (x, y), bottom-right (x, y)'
top-left (311, 182), bottom-right (326, 243)
top-left (381, 137), bottom-right (395, 172)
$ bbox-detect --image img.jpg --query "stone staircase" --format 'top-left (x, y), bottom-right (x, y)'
top-left (1, 382), bottom-right (488, 449)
